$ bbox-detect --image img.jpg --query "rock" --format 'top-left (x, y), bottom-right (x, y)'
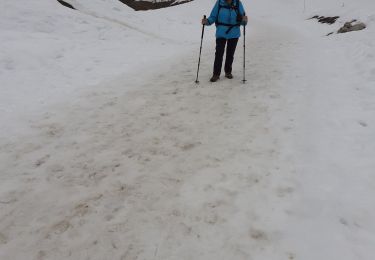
top-left (57, 0), bottom-right (75, 10)
top-left (351, 23), bottom-right (367, 31)
top-left (338, 21), bottom-right (366, 33)
top-left (118, 0), bottom-right (193, 11)
top-left (309, 15), bottom-right (340, 24)
top-left (318, 16), bottom-right (340, 24)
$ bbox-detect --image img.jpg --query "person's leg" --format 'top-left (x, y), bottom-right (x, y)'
top-left (224, 38), bottom-right (239, 75)
top-left (213, 38), bottom-right (227, 76)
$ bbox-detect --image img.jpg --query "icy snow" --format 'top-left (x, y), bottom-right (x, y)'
top-left (0, 0), bottom-right (375, 259)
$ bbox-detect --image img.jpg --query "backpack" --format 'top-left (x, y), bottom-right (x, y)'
top-left (215, 0), bottom-right (243, 34)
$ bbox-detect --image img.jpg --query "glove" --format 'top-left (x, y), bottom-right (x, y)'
top-left (201, 18), bottom-right (209, 25)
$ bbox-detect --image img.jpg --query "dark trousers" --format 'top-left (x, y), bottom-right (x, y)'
top-left (213, 37), bottom-right (239, 76)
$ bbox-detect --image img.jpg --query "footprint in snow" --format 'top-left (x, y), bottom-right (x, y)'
top-left (276, 186), bottom-right (295, 198)
top-left (0, 232), bottom-right (8, 245)
top-left (358, 120), bottom-right (368, 127)
top-left (49, 220), bottom-right (72, 236)
top-left (35, 155), bottom-right (50, 167)
top-left (249, 228), bottom-right (269, 241)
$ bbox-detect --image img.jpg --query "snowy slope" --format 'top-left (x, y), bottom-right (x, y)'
top-left (0, 0), bottom-right (207, 139)
top-left (1, 0), bottom-right (375, 259)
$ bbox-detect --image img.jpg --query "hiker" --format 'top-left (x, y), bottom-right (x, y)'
top-left (202, 0), bottom-right (247, 82)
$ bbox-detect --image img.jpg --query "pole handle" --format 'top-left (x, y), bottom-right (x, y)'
top-left (200, 15), bottom-right (206, 39)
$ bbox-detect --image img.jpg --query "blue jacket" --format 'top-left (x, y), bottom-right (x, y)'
top-left (206, 0), bottom-right (247, 39)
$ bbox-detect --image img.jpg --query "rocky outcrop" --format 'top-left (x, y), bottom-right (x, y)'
top-left (338, 21), bottom-right (366, 33)
top-left (118, 0), bottom-right (193, 11)
top-left (57, 0), bottom-right (75, 10)
top-left (310, 16), bottom-right (339, 24)
top-left (309, 15), bottom-right (367, 35)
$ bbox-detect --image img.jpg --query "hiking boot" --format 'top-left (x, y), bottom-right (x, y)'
top-left (210, 75), bottom-right (220, 82)
top-left (225, 73), bottom-right (233, 79)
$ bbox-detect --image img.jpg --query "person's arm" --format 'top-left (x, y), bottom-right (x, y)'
top-left (203, 1), bottom-right (219, 26)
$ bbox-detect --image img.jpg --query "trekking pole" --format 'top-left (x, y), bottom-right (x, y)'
top-left (195, 15), bottom-right (206, 84)
top-left (242, 24), bottom-right (247, 84)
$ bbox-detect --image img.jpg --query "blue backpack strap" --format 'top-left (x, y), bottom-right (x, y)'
top-left (215, 0), bottom-right (221, 24)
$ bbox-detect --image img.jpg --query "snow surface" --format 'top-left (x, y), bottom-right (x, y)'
top-left (1, 0), bottom-right (375, 259)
